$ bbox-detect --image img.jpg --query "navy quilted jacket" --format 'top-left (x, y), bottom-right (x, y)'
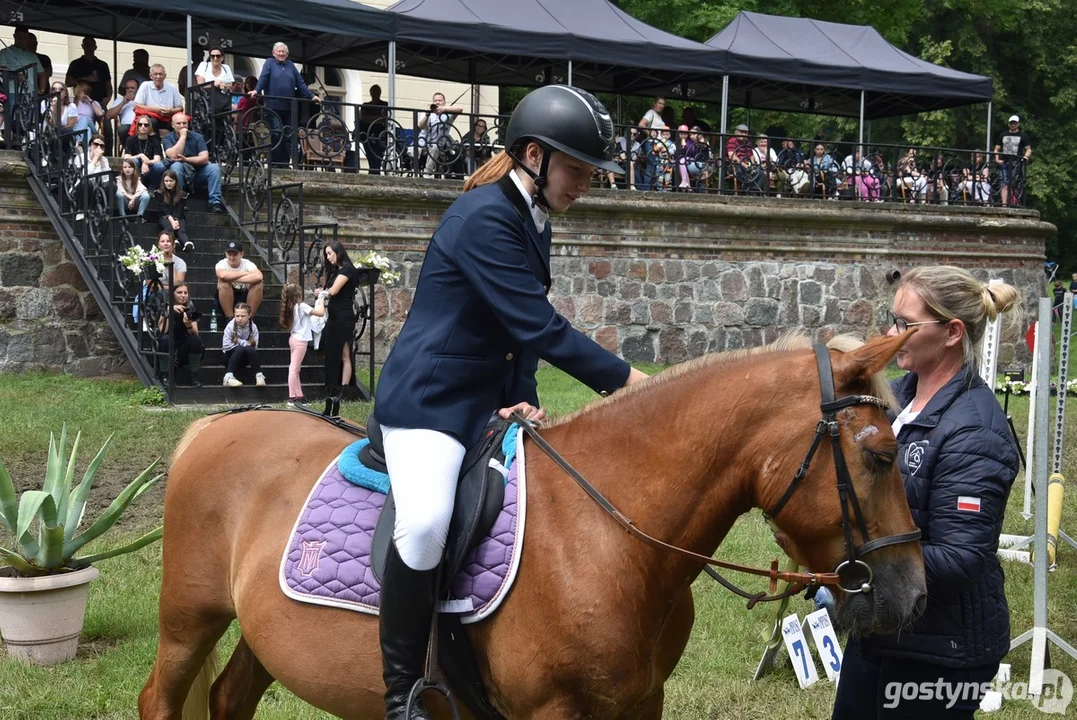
top-left (861, 369), bottom-right (1019, 668)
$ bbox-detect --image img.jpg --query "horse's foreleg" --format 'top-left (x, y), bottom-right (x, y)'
top-left (138, 613), bottom-right (231, 720)
top-left (209, 635), bottom-right (275, 720)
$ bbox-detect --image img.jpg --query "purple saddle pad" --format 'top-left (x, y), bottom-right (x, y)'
top-left (279, 428), bottom-right (525, 624)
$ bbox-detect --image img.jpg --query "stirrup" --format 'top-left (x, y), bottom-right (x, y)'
top-left (405, 677), bottom-right (458, 720)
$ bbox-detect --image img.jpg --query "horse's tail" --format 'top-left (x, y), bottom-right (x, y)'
top-left (181, 640), bottom-right (220, 720)
top-left (173, 415), bottom-right (220, 466)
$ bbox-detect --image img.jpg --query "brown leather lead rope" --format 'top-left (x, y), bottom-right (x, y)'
top-left (511, 413), bottom-right (841, 607)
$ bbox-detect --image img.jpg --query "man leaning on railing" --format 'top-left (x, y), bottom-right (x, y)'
top-left (251, 42), bottom-right (320, 168)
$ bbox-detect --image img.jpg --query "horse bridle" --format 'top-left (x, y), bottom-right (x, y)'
top-left (514, 343), bottom-right (921, 609)
top-left (762, 344), bottom-right (922, 596)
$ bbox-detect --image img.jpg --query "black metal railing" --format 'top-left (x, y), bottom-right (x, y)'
top-left (0, 63), bottom-right (41, 151)
top-left (16, 86), bottom-right (174, 391)
top-left (189, 83), bottom-right (505, 180)
top-left (606, 125), bottom-right (1029, 207)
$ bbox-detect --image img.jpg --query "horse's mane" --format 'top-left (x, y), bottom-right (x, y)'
top-left (549, 332), bottom-right (897, 427)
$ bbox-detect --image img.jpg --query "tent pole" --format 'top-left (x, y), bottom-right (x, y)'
top-left (858, 90), bottom-right (865, 149)
top-left (986, 101), bottom-right (992, 154)
top-left (719, 75), bottom-right (728, 135)
top-left (617, 94), bottom-right (622, 125)
top-left (568, 60), bottom-right (573, 86)
top-left (469, 58), bottom-right (479, 118)
top-left (388, 41), bottom-right (397, 109)
top-left (186, 16), bottom-right (193, 89)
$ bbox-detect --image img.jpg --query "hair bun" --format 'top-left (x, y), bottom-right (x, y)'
top-left (981, 282), bottom-right (1018, 318)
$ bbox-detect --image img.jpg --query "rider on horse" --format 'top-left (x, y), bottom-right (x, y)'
top-left (372, 85), bottom-right (650, 719)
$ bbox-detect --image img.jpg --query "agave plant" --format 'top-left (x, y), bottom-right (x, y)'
top-left (0, 426), bottom-right (163, 578)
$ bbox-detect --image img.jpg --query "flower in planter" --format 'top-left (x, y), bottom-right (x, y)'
top-left (118, 244), bottom-right (166, 280)
top-left (0, 426), bottom-right (163, 577)
top-left (355, 250), bottom-right (401, 286)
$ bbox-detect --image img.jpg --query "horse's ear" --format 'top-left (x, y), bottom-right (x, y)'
top-left (833, 332), bottom-right (914, 385)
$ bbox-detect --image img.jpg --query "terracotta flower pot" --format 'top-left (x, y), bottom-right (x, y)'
top-left (0, 565), bottom-right (100, 665)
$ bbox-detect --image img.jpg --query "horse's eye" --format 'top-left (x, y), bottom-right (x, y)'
top-left (871, 451), bottom-right (896, 466)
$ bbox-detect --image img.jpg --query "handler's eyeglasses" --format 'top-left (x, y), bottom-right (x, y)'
top-left (887, 310), bottom-right (946, 333)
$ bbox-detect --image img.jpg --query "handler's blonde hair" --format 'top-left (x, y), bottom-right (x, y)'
top-left (898, 266), bottom-right (1020, 371)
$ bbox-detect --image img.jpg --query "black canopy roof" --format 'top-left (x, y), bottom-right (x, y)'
top-left (703, 11), bottom-right (993, 118)
top-left (301, 0), bottom-right (726, 98)
top-left (0, 0), bottom-right (394, 67)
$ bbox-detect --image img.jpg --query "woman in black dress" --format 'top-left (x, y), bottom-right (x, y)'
top-left (321, 239), bottom-right (357, 417)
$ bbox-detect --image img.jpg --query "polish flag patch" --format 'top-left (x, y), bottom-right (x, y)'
top-left (957, 496), bottom-right (982, 513)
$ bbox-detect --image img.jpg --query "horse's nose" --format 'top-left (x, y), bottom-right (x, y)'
top-left (913, 592), bottom-right (927, 619)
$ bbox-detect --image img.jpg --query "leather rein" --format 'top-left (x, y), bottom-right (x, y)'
top-left (513, 343), bottom-right (922, 610)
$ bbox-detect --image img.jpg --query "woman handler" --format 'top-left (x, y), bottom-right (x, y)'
top-left (372, 85), bottom-right (648, 718)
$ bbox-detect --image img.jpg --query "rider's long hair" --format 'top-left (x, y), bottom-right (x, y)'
top-left (464, 138), bottom-right (540, 192)
top-left (463, 148), bottom-right (515, 192)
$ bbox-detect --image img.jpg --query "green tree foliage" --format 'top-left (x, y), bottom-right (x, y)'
top-left (604, 0), bottom-right (1073, 268)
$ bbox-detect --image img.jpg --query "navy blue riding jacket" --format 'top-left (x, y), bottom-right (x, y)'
top-left (862, 369), bottom-right (1019, 668)
top-left (374, 175), bottom-right (631, 446)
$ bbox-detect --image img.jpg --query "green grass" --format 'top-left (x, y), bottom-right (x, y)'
top-left (1, 367), bottom-right (1076, 719)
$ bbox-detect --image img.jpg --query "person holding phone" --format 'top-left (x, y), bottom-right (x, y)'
top-left (417, 91), bottom-right (463, 175)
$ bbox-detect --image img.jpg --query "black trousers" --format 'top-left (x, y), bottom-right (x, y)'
top-left (832, 637), bottom-right (999, 720)
top-left (157, 334), bottom-right (204, 369)
top-left (158, 216), bottom-right (190, 248)
top-left (224, 345), bottom-right (261, 375)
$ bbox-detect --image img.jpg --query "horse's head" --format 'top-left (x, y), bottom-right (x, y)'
top-left (759, 334), bottom-right (926, 636)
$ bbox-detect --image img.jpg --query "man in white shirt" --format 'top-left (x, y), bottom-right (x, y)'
top-left (134, 64), bottom-right (184, 136)
top-left (636, 96), bottom-right (667, 191)
top-left (214, 241), bottom-right (264, 319)
top-left (107, 79), bottom-right (140, 151)
top-left (417, 91), bottom-right (463, 175)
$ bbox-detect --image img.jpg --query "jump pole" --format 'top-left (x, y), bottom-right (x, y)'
top-left (1008, 297), bottom-right (1077, 696)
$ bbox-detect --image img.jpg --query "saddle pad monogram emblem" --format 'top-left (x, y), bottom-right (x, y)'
top-left (297, 540), bottom-right (327, 576)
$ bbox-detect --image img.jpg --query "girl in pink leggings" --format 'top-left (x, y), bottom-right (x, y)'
top-left (279, 283), bottom-right (326, 406)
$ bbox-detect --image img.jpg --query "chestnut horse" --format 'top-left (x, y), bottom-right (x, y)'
top-left (140, 333), bottom-right (926, 719)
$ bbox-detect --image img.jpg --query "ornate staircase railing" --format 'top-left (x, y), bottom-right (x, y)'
top-left (16, 84), bottom-right (175, 394)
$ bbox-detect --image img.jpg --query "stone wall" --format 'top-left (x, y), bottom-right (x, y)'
top-left (0, 158), bottom-right (128, 375)
top-left (0, 155), bottom-right (1053, 378)
top-left (283, 171), bottom-right (1051, 368)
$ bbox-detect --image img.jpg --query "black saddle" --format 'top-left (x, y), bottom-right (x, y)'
top-left (365, 415), bottom-right (510, 586)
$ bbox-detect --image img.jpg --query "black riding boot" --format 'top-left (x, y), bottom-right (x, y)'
top-left (323, 388), bottom-right (341, 418)
top-left (380, 542), bottom-right (438, 719)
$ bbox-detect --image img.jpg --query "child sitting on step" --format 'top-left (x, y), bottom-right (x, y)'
top-left (150, 169), bottom-right (195, 252)
top-left (221, 303), bottom-right (264, 388)
top-left (279, 283), bottom-right (326, 407)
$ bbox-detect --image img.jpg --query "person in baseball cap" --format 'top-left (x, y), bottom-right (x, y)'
top-left (994, 113), bottom-right (1032, 205)
top-left (215, 240), bottom-right (263, 318)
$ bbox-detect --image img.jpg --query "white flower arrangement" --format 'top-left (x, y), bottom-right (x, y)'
top-left (996, 378), bottom-right (1077, 397)
top-left (355, 250), bottom-right (402, 286)
top-left (118, 244), bottom-right (166, 279)
top-left (996, 378), bottom-right (1030, 396)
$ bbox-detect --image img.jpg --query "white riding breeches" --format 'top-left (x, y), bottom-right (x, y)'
top-left (381, 425), bottom-right (467, 571)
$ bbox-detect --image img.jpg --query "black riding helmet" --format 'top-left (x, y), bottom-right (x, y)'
top-left (506, 85), bottom-right (623, 207)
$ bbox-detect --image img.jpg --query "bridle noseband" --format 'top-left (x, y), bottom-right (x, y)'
top-left (513, 343), bottom-right (921, 609)
top-left (764, 344), bottom-right (922, 594)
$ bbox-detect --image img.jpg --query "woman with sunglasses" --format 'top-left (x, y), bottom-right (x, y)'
top-left (195, 46), bottom-right (235, 121)
top-left (832, 266), bottom-right (1021, 720)
top-left (123, 116), bottom-right (163, 186)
